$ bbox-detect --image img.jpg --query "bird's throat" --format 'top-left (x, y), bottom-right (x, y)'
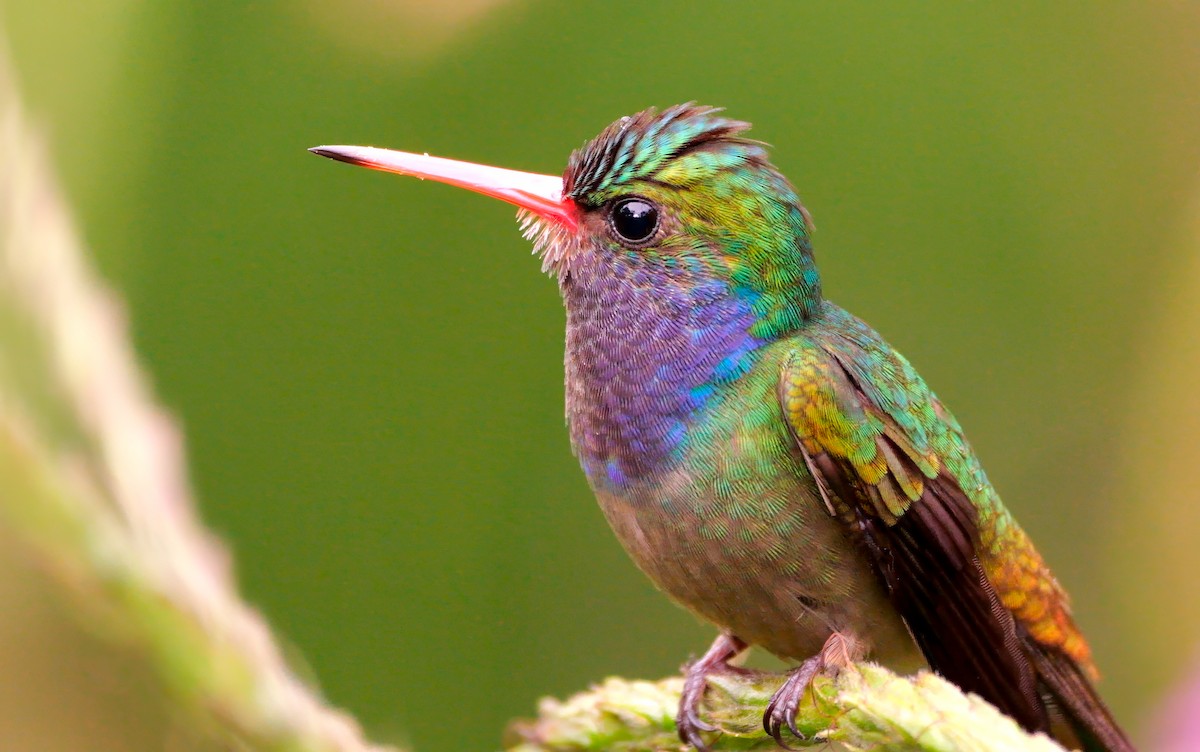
top-left (562, 251), bottom-right (764, 489)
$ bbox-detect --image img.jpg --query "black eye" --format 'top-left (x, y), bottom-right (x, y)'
top-left (610, 198), bottom-right (659, 243)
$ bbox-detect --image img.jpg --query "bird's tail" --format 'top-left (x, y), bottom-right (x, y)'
top-left (1025, 636), bottom-right (1135, 752)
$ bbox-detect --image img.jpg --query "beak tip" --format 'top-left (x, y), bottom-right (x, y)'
top-left (309, 146), bottom-right (352, 163)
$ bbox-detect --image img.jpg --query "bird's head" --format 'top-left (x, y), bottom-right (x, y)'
top-left (312, 104), bottom-right (822, 336)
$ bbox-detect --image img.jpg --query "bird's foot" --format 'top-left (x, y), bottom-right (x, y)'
top-left (763, 631), bottom-right (856, 748)
top-left (676, 633), bottom-right (748, 752)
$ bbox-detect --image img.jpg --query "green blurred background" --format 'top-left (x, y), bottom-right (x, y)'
top-left (2, 1), bottom-right (1199, 749)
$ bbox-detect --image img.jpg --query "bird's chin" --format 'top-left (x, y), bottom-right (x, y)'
top-left (518, 209), bottom-right (580, 280)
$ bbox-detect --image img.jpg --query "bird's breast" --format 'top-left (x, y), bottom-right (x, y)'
top-left (582, 346), bottom-right (915, 663)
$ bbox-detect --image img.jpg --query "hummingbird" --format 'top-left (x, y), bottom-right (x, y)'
top-left (310, 104), bottom-right (1132, 752)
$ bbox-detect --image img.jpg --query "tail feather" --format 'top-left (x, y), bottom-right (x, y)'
top-left (1023, 633), bottom-right (1135, 752)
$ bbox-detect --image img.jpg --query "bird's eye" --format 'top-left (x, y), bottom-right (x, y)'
top-left (610, 198), bottom-right (659, 244)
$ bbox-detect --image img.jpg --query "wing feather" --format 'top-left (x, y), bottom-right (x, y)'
top-left (778, 317), bottom-right (1132, 751)
top-left (781, 345), bottom-right (1046, 731)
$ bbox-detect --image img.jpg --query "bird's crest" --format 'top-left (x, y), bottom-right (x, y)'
top-left (563, 104), bottom-right (764, 204)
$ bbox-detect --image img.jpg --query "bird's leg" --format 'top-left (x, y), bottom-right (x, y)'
top-left (763, 631), bottom-right (859, 746)
top-left (677, 633), bottom-right (748, 751)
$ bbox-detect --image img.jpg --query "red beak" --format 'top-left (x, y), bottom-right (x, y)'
top-left (309, 145), bottom-right (578, 232)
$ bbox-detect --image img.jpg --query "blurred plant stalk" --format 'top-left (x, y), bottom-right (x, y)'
top-left (0, 44), bottom-right (395, 752)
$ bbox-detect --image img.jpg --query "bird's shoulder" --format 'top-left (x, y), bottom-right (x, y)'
top-left (774, 303), bottom-right (946, 521)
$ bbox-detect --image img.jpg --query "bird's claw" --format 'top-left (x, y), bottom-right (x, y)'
top-left (686, 706), bottom-right (718, 734)
top-left (677, 662), bottom-right (719, 751)
top-left (762, 655), bottom-right (823, 747)
top-left (676, 634), bottom-right (746, 751)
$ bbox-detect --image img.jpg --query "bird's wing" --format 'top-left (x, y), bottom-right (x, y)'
top-left (778, 329), bottom-right (1133, 751)
top-left (777, 338), bottom-right (1049, 731)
